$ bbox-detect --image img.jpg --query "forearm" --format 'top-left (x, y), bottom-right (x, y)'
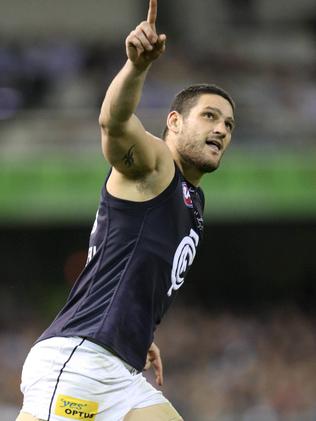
top-left (99, 60), bottom-right (150, 130)
top-left (99, 0), bottom-right (165, 136)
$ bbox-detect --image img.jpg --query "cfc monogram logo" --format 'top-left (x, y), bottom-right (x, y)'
top-left (167, 229), bottom-right (199, 297)
top-left (55, 395), bottom-right (99, 420)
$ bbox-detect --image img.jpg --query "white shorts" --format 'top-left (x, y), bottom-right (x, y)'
top-left (20, 337), bottom-right (168, 421)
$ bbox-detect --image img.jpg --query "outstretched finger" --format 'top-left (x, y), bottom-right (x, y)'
top-left (147, 0), bottom-right (157, 26)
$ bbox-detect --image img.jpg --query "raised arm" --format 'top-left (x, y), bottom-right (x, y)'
top-left (99, 0), bottom-right (168, 177)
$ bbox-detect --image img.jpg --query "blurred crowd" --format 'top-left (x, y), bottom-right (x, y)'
top-left (0, 0), bottom-right (316, 152)
top-left (2, 305), bottom-right (316, 420)
top-left (156, 306), bottom-right (316, 421)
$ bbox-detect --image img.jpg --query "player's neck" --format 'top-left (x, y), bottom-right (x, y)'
top-left (178, 162), bottom-right (202, 186)
top-left (165, 140), bottom-right (202, 186)
top-left (173, 156), bottom-right (202, 186)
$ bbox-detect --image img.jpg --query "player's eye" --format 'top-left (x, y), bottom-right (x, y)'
top-left (204, 112), bottom-right (215, 119)
top-left (225, 121), bottom-right (234, 132)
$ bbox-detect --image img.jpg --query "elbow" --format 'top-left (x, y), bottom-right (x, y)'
top-left (98, 114), bottom-right (116, 136)
top-left (99, 106), bottom-right (115, 129)
top-left (98, 112), bottom-right (109, 129)
top-left (99, 116), bottom-right (126, 138)
top-left (99, 111), bottom-right (130, 138)
top-left (99, 105), bottom-right (121, 130)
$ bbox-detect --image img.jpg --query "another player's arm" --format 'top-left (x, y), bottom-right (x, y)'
top-left (99, 0), bottom-right (167, 177)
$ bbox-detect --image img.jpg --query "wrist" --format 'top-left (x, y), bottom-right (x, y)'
top-left (126, 59), bottom-right (152, 75)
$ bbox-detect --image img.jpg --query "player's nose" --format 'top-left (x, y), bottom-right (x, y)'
top-left (212, 120), bottom-right (227, 136)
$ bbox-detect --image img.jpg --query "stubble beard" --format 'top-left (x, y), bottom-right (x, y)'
top-left (177, 141), bottom-right (220, 174)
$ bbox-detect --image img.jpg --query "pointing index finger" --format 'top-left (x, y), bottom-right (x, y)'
top-left (147, 0), bottom-right (157, 26)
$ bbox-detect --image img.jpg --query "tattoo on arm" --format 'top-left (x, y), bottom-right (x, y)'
top-left (122, 145), bottom-right (136, 167)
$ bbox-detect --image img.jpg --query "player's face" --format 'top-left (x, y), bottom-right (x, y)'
top-left (177, 94), bottom-right (235, 173)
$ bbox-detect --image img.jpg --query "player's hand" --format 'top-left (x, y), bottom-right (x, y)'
top-left (144, 342), bottom-right (164, 386)
top-left (125, 0), bottom-right (166, 71)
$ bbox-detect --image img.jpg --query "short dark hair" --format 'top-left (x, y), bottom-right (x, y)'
top-left (162, 84), bottom-right (235, 139)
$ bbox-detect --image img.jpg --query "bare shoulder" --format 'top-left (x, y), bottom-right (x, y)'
top-left (147, 131), bottom-right (173, 167)
top-left (106, 132), bottom-right (175, 202)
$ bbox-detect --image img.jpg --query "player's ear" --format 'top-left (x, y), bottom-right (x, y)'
top-left (167, 111), bottom-right (183, 134)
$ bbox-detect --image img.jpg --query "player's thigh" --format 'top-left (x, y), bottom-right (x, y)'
top-left (16, 412), bottom-right (45, 421)
top-left (123, 402), bottom-right (183, 421)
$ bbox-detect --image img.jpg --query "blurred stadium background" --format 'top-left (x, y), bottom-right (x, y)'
top-left (1, 0), bottom-right (316, 420)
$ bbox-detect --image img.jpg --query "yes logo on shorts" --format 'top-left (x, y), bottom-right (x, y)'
top-left (55, 395), bottom-right (99, 420)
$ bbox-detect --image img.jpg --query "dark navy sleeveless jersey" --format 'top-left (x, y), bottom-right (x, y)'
top-left (38, 165), bottom-right (205, 371)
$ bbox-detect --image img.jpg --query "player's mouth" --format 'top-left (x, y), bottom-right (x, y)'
top-left (205, 139), bottom-right (222, 153)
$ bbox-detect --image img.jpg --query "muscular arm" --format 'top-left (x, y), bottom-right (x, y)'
top-left (99, 60), bottom-right (149, 134)
top-left (99, 0), bottom-right (169, 177)
top-left (99, 61), bottom-right (156, 174)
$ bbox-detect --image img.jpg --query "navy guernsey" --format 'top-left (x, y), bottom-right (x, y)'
top-left (38, 165), bottom-right (205, 371)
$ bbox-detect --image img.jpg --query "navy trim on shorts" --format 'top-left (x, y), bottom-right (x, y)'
top-left (47, 338), bottom-right (85, 421)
